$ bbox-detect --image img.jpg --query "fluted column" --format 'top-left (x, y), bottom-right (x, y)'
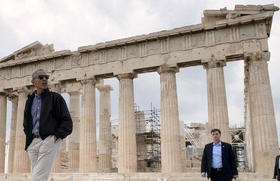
top-left (117, 73), bottom-right (137, 173)
top-left (246, 52), bottom-right (279, 177)
top-left (68, 91), bottom-right (80, 172)
top-left (50, 84), bottom-right (66, 173)
top-left (79, 79), bottom-right (97, 172)
top-left (204, 60), bottom-right (231, 143)
top-left (14, 88), bottom-right (30, 173)
top-left (0, 92), bottom-right (7, 173)
top-left (8, 95), bottom-right (18, 173)
top-left (179, 121), bottom-right (187, 171)
top-left (244, 61), bottom-right (254, 171)
top-left (158, 66), bottom-right (183, 173)
top-left (97, 84), bottom-right (113, 172)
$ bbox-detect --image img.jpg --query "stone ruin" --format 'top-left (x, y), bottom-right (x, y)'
top-left (0, 4), bottom-right (279, 181)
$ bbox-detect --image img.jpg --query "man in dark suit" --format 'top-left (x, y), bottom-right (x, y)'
top-left (201, 128), bottom-right (238, 181)
top-left (274, 155), bottom-right (280, 180)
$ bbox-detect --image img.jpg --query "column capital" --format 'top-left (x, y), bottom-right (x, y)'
top-left (15, 87), bottom-right (32, 95)
top-left (8, 94), bottom-right (18, 103)
top-left (157, 65), bottom-right (179, 74)
top-left (203, 59), bottom-right (226, 69)
top-left (62, 81), bottom-right (82, 93)
top-left (49, 84), bottom-right (62, 93)
top-left (97, 85), bottom-right (113, 92)
top-left (244, 51), bottom-right (270, 62)
top-left (68, 90), bottom-right (81, 95)
top-left (96, 79), bottom-right (104, 87)
top-left (117, 73), bottom-right (137, 80)
top-left (80, 78), bottom-right (96, 85)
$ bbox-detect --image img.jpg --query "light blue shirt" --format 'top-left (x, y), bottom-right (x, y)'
top-left (31, 93), bottom-right (41, 135)
top-left (212, 142), bottom-right (223, 168)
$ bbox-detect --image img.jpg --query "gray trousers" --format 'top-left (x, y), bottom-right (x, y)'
top-left (27, 135), bottom-right (62, 181)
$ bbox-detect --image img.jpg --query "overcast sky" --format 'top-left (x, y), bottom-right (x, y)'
top-left (1, 0), bottom-right (280, 170)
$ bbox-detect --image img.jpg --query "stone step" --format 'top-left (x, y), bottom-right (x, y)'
top-left (0, 172), bottom-right (275, 181)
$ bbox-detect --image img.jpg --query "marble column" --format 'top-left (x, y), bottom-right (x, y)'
top-left (246, 52), bottom-right (279, 177)
top-left (97, 84), bottom-right (113, 172)
top-left (79, 79), bottom-right (97, 172)
top-left (14, 88), bottom-right (30, 173)
top-left (0, 92), bottom-right (7, 173)
top-left (244, 61), bottom-right (254, 172)
top-left (158, 66), bottom-right (183, 173)
top-left (8, 95), bottom-right (18, 174)
top-left (204, 60), bottom-right (231, 143)
top-left (50, 84), bottom-right (66, 173)
top-left (179, 121), bottom-right (187, 171)
top-left (68, 91), bottom-right (80, 172)
top-left (117, 73), bottom-right (137, 173)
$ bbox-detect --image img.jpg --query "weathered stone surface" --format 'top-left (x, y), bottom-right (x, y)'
top-left (50, 84), bottom-right (63, 173)
top-left (7, 96), bottom-right (18, 174)
top-left (68, 91), bottom-right (81, 172)
top-left (97, 84), bottom-right (113, 172)
top-left (204, 60), bottom-right (231, 143)
top-left (158, 66), bottom-right (183, 173)
top-left (0, 172), bottom-right (277, 181)
top-left (13, 89), bottom-right (30, 173)
top-left (246, 52), bottom-right (279, 177)
top-left (244, 61), bottom-right (254, 172)
top-left (117, 73), bottom-right (137, 173)
top-left (0, 93), bottom-right (7, 173)
top-left (79, 79), bottom-right (97, 172)
top-left (0, 41), bottom-right (54, 63)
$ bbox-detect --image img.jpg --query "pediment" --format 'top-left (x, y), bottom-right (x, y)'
top-left (0, 41), bottom-right (54, 63)
top-left (202, 4), bottom-right (279, 25)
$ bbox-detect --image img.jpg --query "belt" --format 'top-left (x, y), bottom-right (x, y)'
top-left (32, 134), bottom-right (40, 138)
top-left (212, 168), bottom-right (223, 172)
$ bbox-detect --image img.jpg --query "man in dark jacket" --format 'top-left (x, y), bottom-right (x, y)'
top-left (24, 69), bottom-right (72, 181)
top-left (274, 155), bottom-right (280, 180)
top-left (201, 128), bottom-right (238, 181)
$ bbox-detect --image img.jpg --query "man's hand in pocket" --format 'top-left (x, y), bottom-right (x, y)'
top-left (54, 136), bottom-right (58, 142)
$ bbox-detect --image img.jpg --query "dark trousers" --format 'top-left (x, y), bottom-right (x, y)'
top-left (210, 168), bottom-right (231, 181)
top-left (277, 169), bottom-right (280, 181)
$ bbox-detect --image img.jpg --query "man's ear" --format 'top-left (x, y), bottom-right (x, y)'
top-left (31, 79), bottom-right (35, 85)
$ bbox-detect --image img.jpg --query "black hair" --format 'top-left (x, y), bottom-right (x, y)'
top-left (211, 128), bottom-right (221, 134)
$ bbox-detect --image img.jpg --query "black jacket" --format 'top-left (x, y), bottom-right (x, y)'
top-left (201, 142), bottom-right (238, 180)
top-left (274, 155), bottom-right (280, 180)
top-left (23, 89), bottom-right (73, 150)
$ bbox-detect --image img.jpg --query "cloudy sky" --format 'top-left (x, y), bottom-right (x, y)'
top-left (1, 0), bottom-right (280, 170)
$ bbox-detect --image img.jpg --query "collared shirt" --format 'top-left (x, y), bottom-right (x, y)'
top-left (31, 93), bottom-right (41, 135)
top-left (212, 141), bottom-right (223, 168)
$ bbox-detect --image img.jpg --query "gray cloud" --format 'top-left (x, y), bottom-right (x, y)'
top-left (0, 18), bottom-right (21, 56)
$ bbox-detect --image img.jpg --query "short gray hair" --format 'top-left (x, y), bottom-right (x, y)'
top-left (32, 69), bottom-right (46, 80)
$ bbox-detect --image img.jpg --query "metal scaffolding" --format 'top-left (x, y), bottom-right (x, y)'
top-left (230, 127), bottom-right (246, 171)
top-left (135, 103), bottom-right (161, 172)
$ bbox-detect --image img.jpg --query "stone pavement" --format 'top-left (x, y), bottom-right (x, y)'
top-left (0, 172), bottom-right (275, 181)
